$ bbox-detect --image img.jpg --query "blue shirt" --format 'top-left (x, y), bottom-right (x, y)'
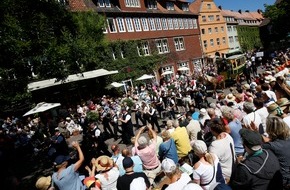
top-left (159, 138), bottom-right (179, 163)
top-left (228, 119), bottom-right (244, 155)
top-left (192, 112), bottom-right (200, 121)
top-left (52, 164), bottom-right (85, 190)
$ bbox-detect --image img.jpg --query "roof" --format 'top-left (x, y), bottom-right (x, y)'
top-left (28, 69), bottom-right (118, 91)
top-left (189, 0), bottom-right (202, 15)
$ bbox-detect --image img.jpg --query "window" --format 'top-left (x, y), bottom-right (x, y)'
top-left (203, 40), bottom-right (207, 48)
top-left (125, 18), bottom-right (134, 32)
top-left (182, 3), bottom-right (189, 11)
top-left (148, 18), bottom-right (156, 31)
top-left (141, 18), bottom-right (149, 31)
top-left (207, 3), bottom-right (211, 9)
top-left (133, 18), bottom-right (142, 31)
top-left (188, 19), bottom-right (193, 29)
top-left (174, 37), bottom-right (185, 51)
top-left (183, 18), bottom-right (188, 29)
top-left (192, 19), bottom-right (197, 29)
top-left (155, 18), bottom-right (162, 30)
top-left (235, 36), bottom-right (239, 42)
top-left (201, 28), bottom-right (205, 34)
top-left (222, 37), bottom-right (226, 44)
top-left (210, 39), bottom-right (214, 46)
top-left (116, 18), bottom-right (126, 32)
top-left (178, 18), bottom-right (184, 29)
top-left (202, 16), bottom-right (206, 22)
top-left (137, 41), bottom-right (150, 56)
top-left (208, 28), bottom-right (212, 34)
top-left (173, 18), bottom-right (179, 29)
top-left (147, 0), bottom-right (157, 9)
top-left (208, 15), bottom-right (214, 21)
top-left (107, 18), bottom-right (117, 33)
top-left (215, 27), bottom-right (218, 33)
top-left (156, 39), bottom-right (169, 54)
top-left (125, 0), bottom-right (140, 7)
top-left (216, 15), bottom-right (220, 21)
top-left (233, 26), bottom-right (237, 31)
top-left (162, 18), bottom-right (168, 30)
top-left (227, 26), bottom-right (232, 32)
top-left (168, 18), bottom-right (174, 30)
top-left (98, 0), bottom-right (111, 7)
top-left (216, 38), bottom-right (220, 45)
top-left (221, 26), bottom-right (224, 32)
top-left (166, 2), bottom-right (174, 10)
top-left (229, 36), bottom-right (234, 43)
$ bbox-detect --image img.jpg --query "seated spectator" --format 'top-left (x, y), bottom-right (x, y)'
top-left (35, 176), bottom-right (55, 190)
top-left (121, 148), bottom-right (143, 174)
top-left (231, 128), bottom-right (282, 190)
top-left (159, 130), bottom-right (178, 164)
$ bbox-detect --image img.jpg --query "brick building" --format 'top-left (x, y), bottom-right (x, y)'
top-left (68, 0), bottom-right (203, 79)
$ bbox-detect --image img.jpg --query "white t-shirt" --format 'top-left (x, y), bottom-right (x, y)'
top-left (165, 173), bottom-right (191, 190)
top-left (182, 183), bottom-right (203, 190)
top-left (192, 154), bottom-right (219, 190)
top-left (95, 167), bottom-right (119, 190)
top-left (209, 133), bottom-right (234, 179)
top-left (255, 107), bottom-right (269, 131)
top-left (242, 112), bottom-right (262, 129)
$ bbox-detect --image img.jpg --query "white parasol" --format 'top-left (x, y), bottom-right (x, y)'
top-left (110, 82), bottom-right (125, 88)
top-left (23, 102), bottom-right (61, 116)
top-left (136, 74), bottom-right (155, 81)
top-left (177, 67), bottom-right (189, 71)
top-left (161, 70), bottom-right (173, 76)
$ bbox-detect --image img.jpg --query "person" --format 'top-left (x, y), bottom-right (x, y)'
top-left (242, 102), bottom-right (263, 134)
top-left (121, 148), bottom-right (143, 174)
top-left (88, 122), bottom-right (111, 157)
top-left (191, 140), bottom-right (224, 190)
top-left (231, 128), bottom-right (282, 190)
top-left (49, 128), bottom-right (69, 159)
top-left (111, 144), bottom-right (124, 176)
top-left (208, 118), bottom-right (235, 183)
top-left (222, 106), bottom-right (244, 157)
top-left (171, 120), bottom-right (192, 160)
top-left (35, 176), bottom-right (55, 190)
top-left (148, 128), bottom-right (163, 156)
top-left (263, 116), bottom-right (290, 188)
top-left (159, 130), bottom-right (178, 164)
top-left (131, 102), bottom-right (144, 128)
top-left (99, 107), bottom-right (114, 138)
top-left (116, 157), bottom-right (151, 190)
top-left (52, 141), bottom-right (85, 190)
top-left (149, 103), bottom-right (161, 133)
top-left (160, 158), bottom-right (202, 190)
top-left (134, 125), bottom-right (161, 184)
top-left (95, 155), bottom-right (119, 190)
top-left (119, 108), bottom-right (134, 145)
top-left (185, 111), bottom-right (201, 141)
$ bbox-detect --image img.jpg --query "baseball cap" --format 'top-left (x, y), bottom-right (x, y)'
top-left (123, 157), bottom-right (134, 169)
top-left (239, 128), bottom-right (262, 151)
top-left (161, 158), bottom-right (176, 173)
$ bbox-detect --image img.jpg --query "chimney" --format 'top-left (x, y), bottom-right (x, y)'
top-left (238, 9), bottom-right (242, 14)
top-left (218, 5), bottom-right (222, 10)
top-left (257, 9), bottom-right (262, 14)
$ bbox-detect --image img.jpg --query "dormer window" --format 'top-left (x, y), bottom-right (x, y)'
top-left (125, 0), bottom-right (140, 7)
top-left (98, 0), bottom-right (111, 7)
top-left (148, 0), bottom-right (157, 9)
top-left (166, 2), bottom-right (174, 11)
top-left (182, 3), bottom-right (189, 11)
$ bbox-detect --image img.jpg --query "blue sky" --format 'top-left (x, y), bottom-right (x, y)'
top-left (214, 0), bottom-right (276, 11)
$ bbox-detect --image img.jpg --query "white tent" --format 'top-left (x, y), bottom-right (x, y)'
top-left (161, 70), bottom-right (173, 76)
top-left (28, 69), bottom-right (118, 91)
top-left (23, 102), bottom-right (61, 116)
top-left (136, 74), bottom-right (155, 81)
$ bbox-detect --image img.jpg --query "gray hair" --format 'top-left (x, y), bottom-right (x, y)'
top-left (173, 120), bottom-right (179, 128)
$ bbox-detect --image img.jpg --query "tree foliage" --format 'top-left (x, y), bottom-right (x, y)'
top-left (263, 0), bottom-right (290, 43)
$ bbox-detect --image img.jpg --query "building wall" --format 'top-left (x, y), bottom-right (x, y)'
top-left (226, 24), bottom-right (240, 50)
top-left (198, 0), bottom-right (229, 57)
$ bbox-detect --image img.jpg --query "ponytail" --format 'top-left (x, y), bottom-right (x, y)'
top-left (204, 152), bottom-right (214, 165)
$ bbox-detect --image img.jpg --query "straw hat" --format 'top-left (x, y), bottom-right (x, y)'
top-left (95, 156), bottom-right (113, 172)
top-left (276, 98), bottom-right (290, 110)
top-left (35, 176), bottom-right (51, 190)
top-left (267, 103), bottom-right (284, 116)
top-left (225, 93), bottom-right (236, 103)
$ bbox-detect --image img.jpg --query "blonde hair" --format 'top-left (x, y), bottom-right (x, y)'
top-left (204, 153), bottom-right (214, 166)
top-left (266, 116), bottom-right (290, 140)
top-left (222, 106), bottom-right (235, 121)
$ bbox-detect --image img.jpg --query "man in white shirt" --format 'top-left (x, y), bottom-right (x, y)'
top-left (242, 102), bottom-right (263, 134)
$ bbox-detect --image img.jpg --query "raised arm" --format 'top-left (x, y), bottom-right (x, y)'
top-left (71, 141), bottom-right (84, 172)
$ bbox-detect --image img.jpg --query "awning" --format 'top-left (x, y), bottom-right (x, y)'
top-left (161, 70), bottom-right (173, 76)
top-left (110, 82), bottom-right (125, 88)
top-left (178, 67), bottom-right (189, 71)
top-left (23, 102), bottom-right (61, 116)
top-left (28, 69), bottom-right (118, 91)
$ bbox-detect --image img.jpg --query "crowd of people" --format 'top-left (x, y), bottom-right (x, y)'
top-left (1, 49), bottom-right (290, 190)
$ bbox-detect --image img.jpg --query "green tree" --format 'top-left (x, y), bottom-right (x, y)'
top-left (263, 0), bottom-right (290, 43)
